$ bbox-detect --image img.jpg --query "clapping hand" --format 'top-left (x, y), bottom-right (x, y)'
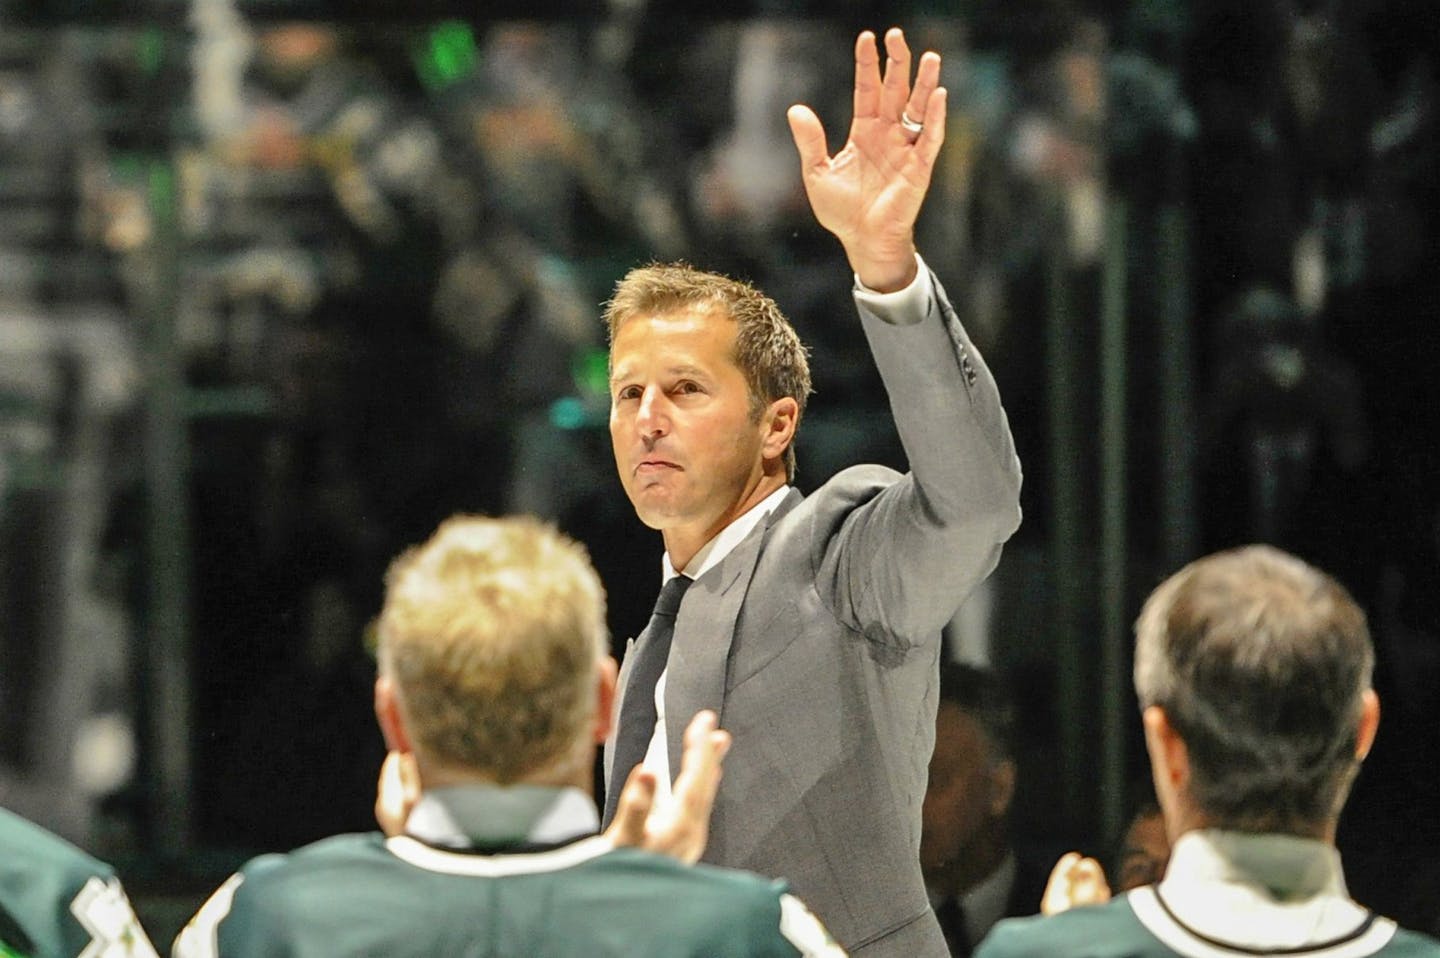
top-left (605, 710), bottom-right (731, 864)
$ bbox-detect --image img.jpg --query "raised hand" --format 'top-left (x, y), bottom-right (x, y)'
top-left (787, 27), bottom-right (947, 292)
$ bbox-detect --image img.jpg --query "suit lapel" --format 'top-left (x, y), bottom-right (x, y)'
top-left (662, 489), bottom-right (800, 777)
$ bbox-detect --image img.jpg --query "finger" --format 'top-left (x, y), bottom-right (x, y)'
top-left (662, 712), bottom-right (729, 862)
top-left (1071, 858), bottom-right (1113, 904)
top-left (374, 753), bottom-right (397, 818)
top-left (682, 709), bottom-right (719, 753)
top-left (915, 86), bottom-right (948, 167)
top-left (605, 764), bottom-right (657, 848)
top-left (668, 743), bottom-right (728, 863)
top-left (675, 726), bottom-right (730, 814)
top-left (852, 30), bottom-right (882, 120)
top-left (397, 751), bottom-right (421, 802)
top-left (673, 711), bottom-right (725, 795)
top-left (787, 104), bottom-right (830, 172)
top-left (880, 28), bottom-right (913, 122)
top-left (904, 50), bottom-right (942, 127)
top-left (375, 751), bottom-right (420, 837)
top-left (1047, 852), bottom-right (1082, 886)
top-left (1041, 851), bottom-right (1083, 915)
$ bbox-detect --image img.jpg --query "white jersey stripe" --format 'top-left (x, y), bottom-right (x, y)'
top-left (171, 874), bottom-right (245, 958)
top-left (1129, 887), bottom-right (1399, 958)
top-left (383, 835), bottom-right (615, 877)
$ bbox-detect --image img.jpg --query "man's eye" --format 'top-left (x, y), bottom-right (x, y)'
top-left (676, 381), bottom-right (701, 394)
top-left (616, 386), bottom-right (641, 401)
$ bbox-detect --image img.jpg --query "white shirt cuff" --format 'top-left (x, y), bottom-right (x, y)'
top-left (852, 253), bottom-right (933, 325)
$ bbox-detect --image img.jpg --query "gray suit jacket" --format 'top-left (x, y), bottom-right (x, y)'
top-left (606, 268), bottom-right (1023, 956)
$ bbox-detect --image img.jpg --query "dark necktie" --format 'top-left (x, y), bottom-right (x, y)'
top-left (602, 574), bottom-right (692, 825)
top-left (935, 896), bottom-right (972, 958)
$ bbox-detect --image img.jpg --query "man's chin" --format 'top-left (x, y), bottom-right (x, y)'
top-left (637, 512), bottom-right (669, 532)
top-left (629, 493), bottom-right (684, 530)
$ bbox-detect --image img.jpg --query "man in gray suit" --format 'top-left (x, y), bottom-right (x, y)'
top-left (601, 27), bottom-right (1024, 957)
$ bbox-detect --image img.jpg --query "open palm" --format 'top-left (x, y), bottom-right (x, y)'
top-left (788, 29), bottom-right (947, 292)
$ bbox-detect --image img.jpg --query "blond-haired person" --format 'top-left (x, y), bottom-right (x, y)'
top-left (175, 516), bottom-right (840, 957)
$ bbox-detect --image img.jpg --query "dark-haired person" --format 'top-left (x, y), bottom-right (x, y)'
top-left (977, 546), bottom-right (1440, 958)
top-left (600, 26), bottom-right (1022, 957)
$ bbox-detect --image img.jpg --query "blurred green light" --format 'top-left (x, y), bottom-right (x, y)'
top-left (549, 396), bottom-right (587, 431)
top-left (573, 347), bottom-right (610, 399)
top-left (415, 21), bottom-right (478, 92)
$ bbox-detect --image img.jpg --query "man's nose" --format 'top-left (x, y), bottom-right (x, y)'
top-left (635, 386), bottom-right (668, 438)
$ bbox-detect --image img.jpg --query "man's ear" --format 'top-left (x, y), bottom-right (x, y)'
top-left (594, 656), bottom-right (620, 745)
top-left (1142, 705), bottom-right (1189, 832)
top-left (375, 675), bottom-right (413, 754)
top-left (761, 397), bottom-right (799, 463)
top-left (1355, 688), bottom-right (1380, 761)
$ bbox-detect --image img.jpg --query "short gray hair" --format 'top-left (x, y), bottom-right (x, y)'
top-left (1133, 545), bottom-right (1373, 833)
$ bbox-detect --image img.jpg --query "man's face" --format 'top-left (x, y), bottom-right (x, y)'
top-left (609, 306), bottom-right (770, 541)
top-left (921, 703), bottom-right (1008, 874)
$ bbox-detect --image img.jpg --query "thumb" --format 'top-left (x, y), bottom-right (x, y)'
top-left (605, 765), bottom-right (657, 847)
top-left (787, 105), bottom-right (829, 172)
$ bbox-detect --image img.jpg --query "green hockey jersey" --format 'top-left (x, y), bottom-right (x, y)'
top-left (977, 889), bottom-right (1440, 958)
top-left (175, 830), bottom-right (843, 957)
top-left (0, 808), bottom-right (158, 958)
top-left (976, 829), bottom-right (1440, 958)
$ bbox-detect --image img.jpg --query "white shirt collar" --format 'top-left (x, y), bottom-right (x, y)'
top-left (1162, 829), bottom-right (1348, 900)
top-left (661, 484), bottom-right (792, 584)
top-left (1149, 829), bottom-right (1368, 949)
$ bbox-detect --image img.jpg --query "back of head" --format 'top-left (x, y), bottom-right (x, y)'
top-left (376, 515), bottom-right (608, 784)
top-left (604, 262), bottom-right (812, 479)
top-left (1133, 545), bottom-right (1373, 834)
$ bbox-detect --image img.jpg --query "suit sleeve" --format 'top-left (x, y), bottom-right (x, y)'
top-left (817, 255), bottom-right (1023, 644)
